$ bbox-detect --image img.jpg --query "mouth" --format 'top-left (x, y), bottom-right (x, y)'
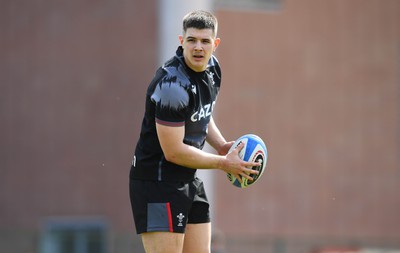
top-left (193, 55), bottom-right (204, 60)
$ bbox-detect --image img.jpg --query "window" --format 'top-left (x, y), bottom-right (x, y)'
top-left (40, 217), bottom-right (108, 253)
top-left (215, 0), bottom-right (282, 12)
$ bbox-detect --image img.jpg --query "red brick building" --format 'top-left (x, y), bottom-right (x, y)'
top-left (1, 0), bottom-right (399, 252)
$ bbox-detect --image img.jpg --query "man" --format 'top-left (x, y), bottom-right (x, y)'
top-left (129, 10), bottom-right (259, 253)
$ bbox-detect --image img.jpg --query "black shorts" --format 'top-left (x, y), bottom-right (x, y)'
top-left (129, 177), bottom-right (210, 234)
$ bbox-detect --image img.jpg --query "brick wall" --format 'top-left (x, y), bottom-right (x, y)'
top-left (0, 0), bottom-right (157, 252)
top-left (213, 0), bottom-right (400, 251)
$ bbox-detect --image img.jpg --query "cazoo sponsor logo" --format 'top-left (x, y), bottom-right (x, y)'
top-left (190, 101), bottom-right (216, 122)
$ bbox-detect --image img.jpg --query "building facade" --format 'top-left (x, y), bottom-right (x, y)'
top-left (1, 0), bottom-right (399, 252)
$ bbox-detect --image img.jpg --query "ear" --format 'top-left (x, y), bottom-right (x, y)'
top-left (179, 35), bottom-right (184, 45)
top-left (213, 37), bottom-right (221, 51)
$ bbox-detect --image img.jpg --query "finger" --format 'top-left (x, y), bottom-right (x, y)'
top-left (219, 141), bottom-right (235, 155)
top-left (235, 142), bottom-right (245, 152)
top-left (241, 173), bottom-right (252, 181)
top-left (241, 171), bottom-right (255, 181)
top-left (244, 161), bottom-right (261, 169)
top-left (235, 174), bottom-right (243, 184)
top-left (246, 168), bottom-right (259, 175)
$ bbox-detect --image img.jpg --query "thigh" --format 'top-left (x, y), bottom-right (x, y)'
top-left (142, 231), bottom-right (184, 253)
top-left (182, 223), bottom-right (211, 253)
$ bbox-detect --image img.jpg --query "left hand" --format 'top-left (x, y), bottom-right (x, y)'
top-left (217, 141), bottom-right (235, 155)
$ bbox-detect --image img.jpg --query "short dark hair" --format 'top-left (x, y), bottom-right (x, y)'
top-left (182, 10), bottom-right (218, 37)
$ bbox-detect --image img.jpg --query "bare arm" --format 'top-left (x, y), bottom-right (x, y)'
top-left (205, 116), bottom-right (234, 155)
top-left (156, 122), bottom-right (259, 182)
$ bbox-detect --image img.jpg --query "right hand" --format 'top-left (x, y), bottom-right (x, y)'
top-left (222, 142), bottom-right (260, 184)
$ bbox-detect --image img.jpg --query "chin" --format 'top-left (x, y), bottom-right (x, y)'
top-left (190, 63), bottom-right (206, 72)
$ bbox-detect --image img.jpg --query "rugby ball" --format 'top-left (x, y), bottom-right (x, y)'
top-left (227, 134), bottom-right (268, 188)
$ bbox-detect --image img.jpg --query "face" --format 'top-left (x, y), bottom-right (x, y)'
top-left (179, 28), bottom-right (220, 72)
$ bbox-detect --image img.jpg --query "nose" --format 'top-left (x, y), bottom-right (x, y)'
top-left (194, 40), bottom-right (203, 50)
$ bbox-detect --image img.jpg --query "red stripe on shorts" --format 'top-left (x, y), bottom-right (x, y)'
top-left (166, 202), bottom-right (173, 232)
